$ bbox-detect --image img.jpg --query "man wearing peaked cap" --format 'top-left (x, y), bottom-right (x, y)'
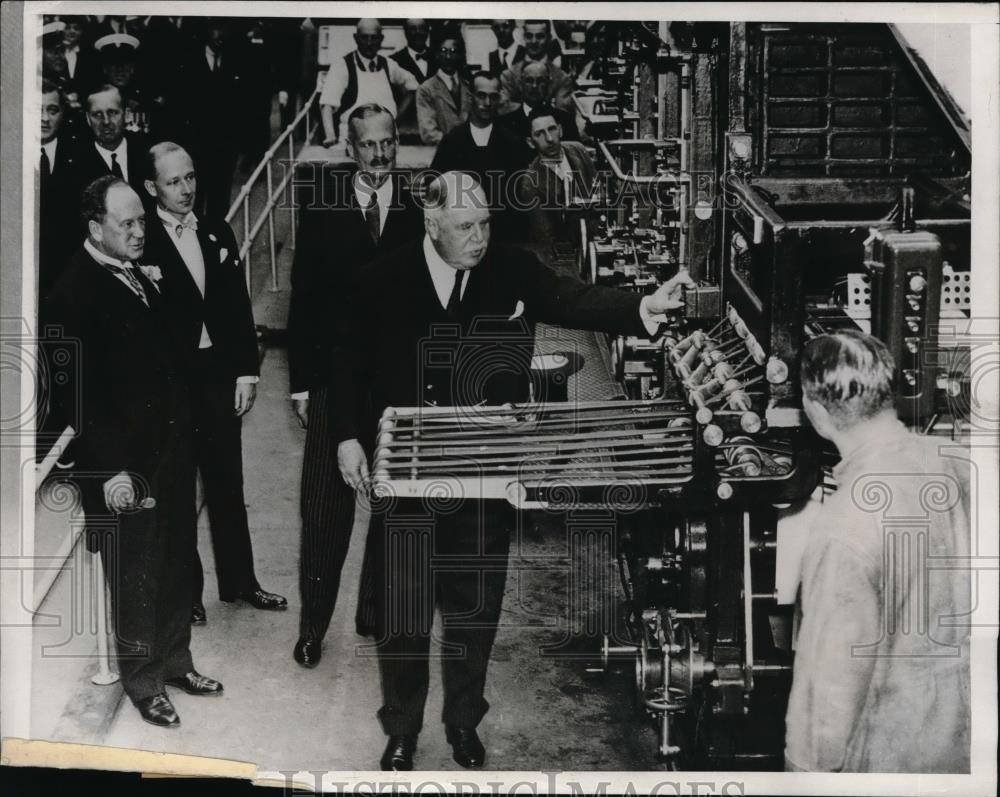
top-left (95, 32), bottom-right (154, 136)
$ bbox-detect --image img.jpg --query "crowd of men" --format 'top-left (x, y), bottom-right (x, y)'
top-left (34, 14), bottom-right (971, 777)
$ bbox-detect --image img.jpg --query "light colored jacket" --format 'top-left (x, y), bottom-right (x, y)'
top-left (415, 72), bottom-right (471, 146)
top-left (784, 416), bottom-right (971, 773)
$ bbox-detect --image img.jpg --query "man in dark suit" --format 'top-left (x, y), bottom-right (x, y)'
top-left (77, 84), bottom-right (148, 197)
top-left (390, 18), bottom-right (434, 84)
top-left (58, 16), bottom-right (102, 114)
top-left (331, 171), bottom-right (695, 771)
top-left (142, 142), bottom-right (287, 625)
top-left (48, 176), bottom-right (223, 728)
top-left (496, 61), bottom-right (581, 168)
top-left (39, 79), bottom-right (83, 313)
top-left (487, 19), bottom-right (525, 77)
top-left (172, 18), bottom-right (243, 219)
top-left (287, 104), bottom-right (424, 668)
top-left (430, 71), bottom-right (522, 241)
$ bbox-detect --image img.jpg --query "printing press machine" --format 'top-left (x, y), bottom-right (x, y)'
top-left (567, 21), bottom-right (971, 769)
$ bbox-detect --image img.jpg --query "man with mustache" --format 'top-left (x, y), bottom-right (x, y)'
top-left (287, 104), bottom-right (424, 668)
top-left (142, 142), bottom-right (286, 627)
top-left (48, 175), bottom-right (222, 727)
top-left (331, 171), bottom-right (696, 771)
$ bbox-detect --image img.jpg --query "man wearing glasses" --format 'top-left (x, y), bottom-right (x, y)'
top-left (319, 19), bottom-right (419, 147)
top-left (415, 27), bottom-right (471, 145)
top-left (287, 104), bottom-right (424, 668)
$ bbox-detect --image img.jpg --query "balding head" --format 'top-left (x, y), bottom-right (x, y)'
top-left (424, 171), bottom-right (491, 269)
top-left (355, 18), bottom-right (383, 59)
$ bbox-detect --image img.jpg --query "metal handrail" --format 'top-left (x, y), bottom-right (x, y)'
top-left (225, 88), bottom-right (320, 296)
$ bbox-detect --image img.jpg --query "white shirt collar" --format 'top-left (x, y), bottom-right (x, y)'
top-left (95, 136), bottom-right (127, 166)
top-left (469, 122), bottom-right (492, 146)
top-left (41, 137), bottom-right (58, 162)
top-left (522, 102), bottom-right (534, 116)
top-left (408, 46), bottom-right (427, 63)
top-left (353, 173), bottom-right (393, 208)
top-left (84, 238), bottom-right (133, 269)
top-left (542, 149), bottom-right (572, 178)
top-left (156, 204), bottom-right (198, 231)
top-left (499, 42), bottom-right (519, 61)
top-left (423, 233), bottom-right (467, 310)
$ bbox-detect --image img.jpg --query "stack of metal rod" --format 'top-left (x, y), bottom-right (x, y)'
top-left (663, 303), bottom-right (770, 447)
top-left (371, 400), bottom-right (698, 509)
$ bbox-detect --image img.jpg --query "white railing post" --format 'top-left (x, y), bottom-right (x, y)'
top-left (266, 160), bottom-right (278, 291)
top-left (289, 131), bottom-right (297, 250)
top-left (90, 551), bottom-right (118, 685)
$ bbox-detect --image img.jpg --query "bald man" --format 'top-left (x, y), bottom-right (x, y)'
top-left (331, 171), bottom-right (695, 771)
top-left (319, 19), bottom-right (418, 146)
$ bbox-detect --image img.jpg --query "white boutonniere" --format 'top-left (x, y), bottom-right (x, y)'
top-left (208, 233), bottom-right (217, 242)
top-left (507, 300), bottom-right (525, 320)
top-left (139, 264), bottom-right (163, 291)
top-left (219, 247), bottom-right (229, 263)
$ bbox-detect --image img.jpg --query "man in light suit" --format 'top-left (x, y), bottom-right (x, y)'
top-left (142, 142), bottom-right (287, 625)
top-left (415, 28), bottom-right (471, 146)
top-left (499, 20), bottom-right (574, 113)
top-left (331, 171), bottom-right (696, 771)
top-left (49, 176), bottom-right (223, 728)
top-left (287, 104), bottom-right (425, 668)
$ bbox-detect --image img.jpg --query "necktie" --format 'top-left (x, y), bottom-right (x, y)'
top-left (41, 147), bottom-right (51, 182)
top-left (362, 191), bottom-right (380, 243)
top-left (502, 51), bottom-right (508, 68)
top-left (449, 75), bottom-right (461, 107)
top-left (104, 262), bottom-right (148, 306)
top-left (446, 269), bottom-right (464, 318)
top-left (174, 215), bottom-right (198, 238)
top-left (110, 153), bottom-right (124, 179)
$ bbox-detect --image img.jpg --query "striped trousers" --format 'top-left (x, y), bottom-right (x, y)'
top-left (298, 386), bottom-right (377, 640)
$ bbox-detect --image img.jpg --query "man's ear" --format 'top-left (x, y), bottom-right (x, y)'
top-left (802, 395), bottom-right (836, 441)
top-left (143, 179), bottom-right (157, 200)
top-left (88, 219), bottom-right (103, 243)
top-left (424, 215), bottom-right (438, 239)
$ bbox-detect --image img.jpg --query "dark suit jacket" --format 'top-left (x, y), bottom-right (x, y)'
top-left (287, 170), bottom-right (425, 395)
top-left (391, 47), bottom-right (435, 84)
top-left (429, 121), bottom-right (524, 240)
top-left (48, 247), bottom-right (190, 488)
top-left (142, 211), bottom-right (258, 380)
top-left (496, 106), bottom-right (581, 168)
top-left (516, 141), bottom-right (597, 259)
top-left (39, 132), bottom-right (85, 308)
top-left (488, 45), bottom-right (525, 77)
top-left (75, 131), bottom-right (148, 197)
top-left (330, 240), bottom-right (647, 444)
top-left (172, 46), bottom-right (243, 155)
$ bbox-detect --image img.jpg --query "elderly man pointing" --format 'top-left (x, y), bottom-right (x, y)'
top-left (331, 171), bottom-right (695, 771)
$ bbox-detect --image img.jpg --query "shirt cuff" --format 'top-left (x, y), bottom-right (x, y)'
top-left (639, 295), bottom-right (668, 335)
top-left (236, 376), bottom-right (259, 384)
top-left (290, 391), bottom-right (309, 400)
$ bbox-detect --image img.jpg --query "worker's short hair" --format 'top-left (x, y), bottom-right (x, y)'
top-left (80, 174), bottom-right (127, 227)
top-left (527, 103), bottom-right (559, 126)
top-left (470, 70), bottom-right (500, 88)
top-left (801, 330), bottom-right (896, 427)
top-left (523, 20), bottom-right (551, 35)
top-left (346, 103), bottom-right (397, 142)
top-left (85, 83), bottom-right (122, 108)
top-left (41, 77), bottom-right (64, 105)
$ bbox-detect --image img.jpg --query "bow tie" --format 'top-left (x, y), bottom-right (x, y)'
top-left (173, 215), bottom-right (198, 237)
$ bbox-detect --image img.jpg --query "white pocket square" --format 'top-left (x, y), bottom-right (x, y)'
top-left (219, 247), bottom-right (229, 263)
top-left (507, 300), bottom-right (525, 320)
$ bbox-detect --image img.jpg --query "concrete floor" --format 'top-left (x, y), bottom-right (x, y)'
top-left (88, 342), bottom-right (659, 774)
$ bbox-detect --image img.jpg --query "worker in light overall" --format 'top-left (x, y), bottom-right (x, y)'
top-left (319, 18), bottom-right (418, 147)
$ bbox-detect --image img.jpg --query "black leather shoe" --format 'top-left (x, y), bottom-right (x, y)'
top-left (135, 693), bottom-right (180, 727)
top-left (380, 734), bottom-right (417, 771)
top-left (164, 671), bottom-right (224, 696)
top-left (191, 602), bottom-right (207, 625)
top-left (445, 725), bottom-right (485, 768)
top-left (224, 588), bottom-right (288, 610)
top-left (293, 637), bottom-right (321, 668)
